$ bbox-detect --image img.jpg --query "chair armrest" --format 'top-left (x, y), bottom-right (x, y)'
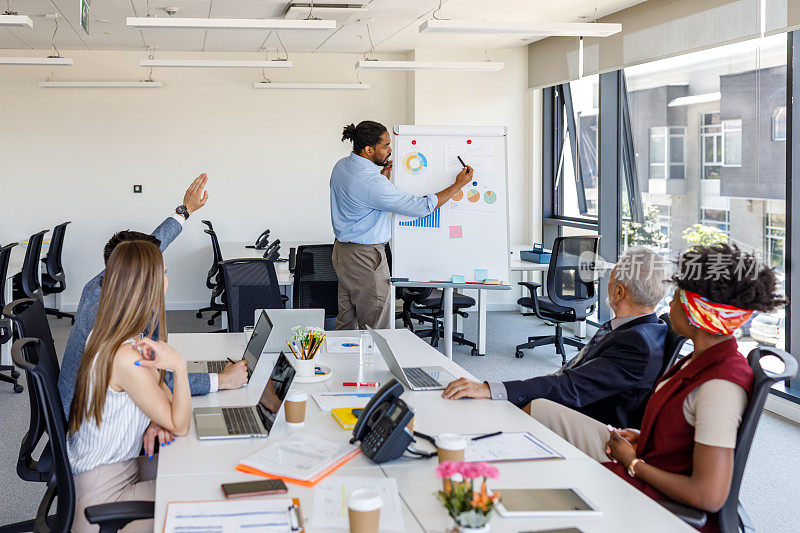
top-left (85, 501), bottom-right (154, 530)
top-left (658, 500), bottom-right (707, 528)
top-left (517, 281), bottom-right (542, 295)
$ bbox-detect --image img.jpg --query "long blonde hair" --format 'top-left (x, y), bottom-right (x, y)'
top-left (69, 240), bottom-right (167, 435)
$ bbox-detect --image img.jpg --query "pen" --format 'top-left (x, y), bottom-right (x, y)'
top-left (342, 343), bottom-right (359, 347)
top-left (342, 382), bottom-right (381, 387)
top-left (227, 357), bottom-right (237, 365)
top-left (457, 155), bottom-right (467, 168)
top-left (471, 431), bottom-right (502, 441)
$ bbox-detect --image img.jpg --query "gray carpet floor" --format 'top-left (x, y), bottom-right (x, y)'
top-left (1, 310), bottom-right (798, 531)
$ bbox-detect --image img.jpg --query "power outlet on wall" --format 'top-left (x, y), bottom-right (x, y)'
top-left (133, 184), bottom-right (142, 194)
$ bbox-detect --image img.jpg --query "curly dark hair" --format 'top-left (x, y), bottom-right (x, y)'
top-left (341, 120), bottom-right (388, 154)
top-left (673, 243), bottom-right (786, 312)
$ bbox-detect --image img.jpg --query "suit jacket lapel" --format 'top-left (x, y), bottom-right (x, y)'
top-left (579, 314), bottom-right (659, 363)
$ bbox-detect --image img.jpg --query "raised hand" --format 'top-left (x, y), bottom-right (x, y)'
top-left (183, 173), bottom-right (209, 214)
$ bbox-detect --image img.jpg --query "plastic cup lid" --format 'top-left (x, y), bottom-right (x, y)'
top-left (347, 489), bottom-right (383, 512)
top-left (286, 390), bottom-right (308, 402)
top-left (435, 433), bottom-right (467, 451)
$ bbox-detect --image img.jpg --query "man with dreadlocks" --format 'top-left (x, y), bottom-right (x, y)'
top-left (530, 244), bottom-right (786, 532)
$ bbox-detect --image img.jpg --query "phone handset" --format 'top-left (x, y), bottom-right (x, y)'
top-left (351, 379), bottom-right (416, 464)
top-left (252, 229), bottom-right (270, 250)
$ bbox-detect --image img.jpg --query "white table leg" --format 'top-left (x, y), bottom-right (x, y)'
top-left (389, 286), bottom-right (396, 330)
top-left (574, 321), bottom-right (587, 339)
top-left (443, 287), bottom-right (454, 360)
top-left (477, 289), bottom-right (487, 356)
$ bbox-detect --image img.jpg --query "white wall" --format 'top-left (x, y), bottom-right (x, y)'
top-left (1, 48), bottom-right (535, 312)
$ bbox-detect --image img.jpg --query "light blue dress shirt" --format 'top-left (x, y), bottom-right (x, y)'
top-left (330, 152), bottom-right (437, 244)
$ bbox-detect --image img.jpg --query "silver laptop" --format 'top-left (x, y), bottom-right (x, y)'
top-left (367, 327), bottom-right (456, 391)
top-left (194, 352), bottom-right (296, 440)
top-left (257, 308), bottom-right (325, 353)
top-left (187, 310), bottom-right (270, 379)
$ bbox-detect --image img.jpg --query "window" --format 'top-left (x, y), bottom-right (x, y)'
top-left (701, 113), bottom-right (723, 179)
top-left (656, 205), bottom-right (671, 238)
top-left (701, 208), bottom-right (730, 234)
top-left (765, 212), bottom-right (786, 270)
top-left (722, 119), bottom-right (742, 166)
top-left (649, 127), bottom-right (667, 179)
top-left (773, 106), bottom-right (786, 141)
top-left (649, 126), bottom-right (685, 179)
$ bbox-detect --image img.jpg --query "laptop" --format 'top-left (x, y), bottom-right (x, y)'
top-left (257, 308), bottom-right (325, 353)
top-left (194, 352), bottom-right (296, 440)
top-left (186, 310), bottom-right (270, 379)
top-left (367, 326), bottom-right (456, 391)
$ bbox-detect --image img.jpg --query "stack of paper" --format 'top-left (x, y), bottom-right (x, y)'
top-left (325, 336), bottom-right (361, 354)
top-left (311, 476), bottom-right (405, 531)
top-left (237, 432), bottom-right (360, 486)
top-left (164, 498), bottom-right (300, 532)
top-left (312, 391), bottom-right (374, 412)
top-left (463, 432), bottom-right (563, 462)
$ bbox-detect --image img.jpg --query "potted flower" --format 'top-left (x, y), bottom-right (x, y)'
top-left (436, 461), bottom-right (500, 532)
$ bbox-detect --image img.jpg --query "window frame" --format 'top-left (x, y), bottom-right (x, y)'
top-left (722, 118), bottom-right (743, 167)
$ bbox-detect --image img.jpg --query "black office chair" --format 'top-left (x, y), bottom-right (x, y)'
top-left (399, 287), bottom-right (479, 355)
top-left (0, 338), bottom-right (153, 533)
top-left (515, 235), bottom-right (601, 364)
top-left (41, 222), bottom-right (74, 324)
top-left (12, 230), bottom-right (48, 303)
top-left (219, 258), bottom-right (284, 332)
top-left (293, 244), bottom-right (339, 330)
top-left (662, 346), bottom-right (798, 532)
top-left (0, 242), bottom-right (22, 393)
top-left (658, 312), bottom-right (688, 378)
top-left (3, 298), bottom-right (60, 483)
top-left (196, 227), bottom-right (226, 327)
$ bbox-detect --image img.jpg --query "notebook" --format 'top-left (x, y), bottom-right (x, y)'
top-left (163, 497), bottom-right (304, 532)
top-left (331, 407), bottom-right (361, 430)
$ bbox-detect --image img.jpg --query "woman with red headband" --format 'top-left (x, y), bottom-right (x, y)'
top-left (532, 243), bottom-right (785, 532)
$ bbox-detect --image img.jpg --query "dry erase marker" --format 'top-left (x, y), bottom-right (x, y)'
top-left (457, 155), bottom-right (467, 168)
top-left (342, 382), bottom-right (381, 387)
top-left (342, 343), bottom-right (359, 348)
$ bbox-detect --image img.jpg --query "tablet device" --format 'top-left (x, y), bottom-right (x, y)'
top-left (494, 489), bottom-right (601, 518)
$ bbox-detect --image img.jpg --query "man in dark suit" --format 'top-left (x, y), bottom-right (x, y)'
top-left (442, 246), bottom-right (669, 428)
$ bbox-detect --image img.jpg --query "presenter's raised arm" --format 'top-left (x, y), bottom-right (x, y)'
top-left (435, 165), bottom-right (473, 209)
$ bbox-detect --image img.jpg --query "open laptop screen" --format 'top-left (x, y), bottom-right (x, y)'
top-left (243, 311), bottom-right (272, 369)
top-left (255, 352), bottom-right (296, 433)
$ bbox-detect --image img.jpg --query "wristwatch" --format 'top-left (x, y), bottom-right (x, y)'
top-left (175, 205), bottom-right (190, 220)
top-left (628, 458), bottom-right (645, 478)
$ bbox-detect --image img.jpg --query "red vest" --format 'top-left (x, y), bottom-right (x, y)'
top-left (603, 338), bottom-right (753, 531)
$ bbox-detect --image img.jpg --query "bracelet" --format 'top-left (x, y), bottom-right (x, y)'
top-left (627, 457), bottom-right (645, 478)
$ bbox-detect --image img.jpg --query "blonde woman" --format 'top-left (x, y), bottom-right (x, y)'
top-left (67, 240), bottom-right (191, 532)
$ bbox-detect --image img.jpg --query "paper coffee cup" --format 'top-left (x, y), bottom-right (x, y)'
top-left (435, 433), bottom-right (467, 463)
top-left (347, 489), bottom-right (382, 533)
top-left (284, 390), bottom-right (308, 425)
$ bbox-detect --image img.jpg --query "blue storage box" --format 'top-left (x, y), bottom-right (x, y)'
top-left (520, 244), bottom-right (551, 264)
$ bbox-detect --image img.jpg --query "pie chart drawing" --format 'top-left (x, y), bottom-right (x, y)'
top-left (484, 191), bottom-right (497, 204)
top-left (404, 152), bottom-right (428, 173)
top-left (467, 189), bottom-right (480, 203)
top-left (452, 189), bottom-right (464, 201)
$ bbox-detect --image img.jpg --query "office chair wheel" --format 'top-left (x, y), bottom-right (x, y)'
top-left (11, 368), bottom-right (20, 379)
top-left (196, 311), bottom-right (203, 318)
top-left (471, 347), bottom-right (480, 356)
top-left (515, 350), bottom-right (524, 359)
top-left (13, 383), bottom-right (23, 394)
top-left (207, 318), bottom-right (216, 326)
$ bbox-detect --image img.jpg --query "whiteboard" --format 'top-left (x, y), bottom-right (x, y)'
top-left (390, 125), bottom-right (510, 284)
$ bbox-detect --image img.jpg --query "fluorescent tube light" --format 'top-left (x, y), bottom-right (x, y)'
top-left (140, 59), bottom-right (293, 68)
top-left (419, 20), bottom-right (621, 37)
top-left (127, 17), bottom-right (336, 30)
top-left (253, 82), bottom-right (370, 90)
top-left (355, 60), bottom-right (503, 72)
top-left (0, 14), bottom-right (33, 28)
top-left (668, 92), bottom-right (721, 107)
top-left (39, 81), bottom-right (163, 88)
top-left (0, 57), bottom-right (73, 66)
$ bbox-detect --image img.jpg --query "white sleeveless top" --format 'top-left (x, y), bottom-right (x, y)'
top-left (67, 339), bottom-right (151, 475)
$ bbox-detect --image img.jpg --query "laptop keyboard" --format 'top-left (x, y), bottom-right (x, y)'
top-left (404, 367), bottom-right (441, 388)
top-left (222, 408), bottom-right (261, 435)
top-left (207, 360), bottom-right (229, 373)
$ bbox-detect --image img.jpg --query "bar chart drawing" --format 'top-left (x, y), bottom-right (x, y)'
top-left (398, 209), bottom-right (440, 229)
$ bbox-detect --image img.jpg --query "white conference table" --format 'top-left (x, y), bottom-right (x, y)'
top-left (156, 329), bottom-right (692, 533)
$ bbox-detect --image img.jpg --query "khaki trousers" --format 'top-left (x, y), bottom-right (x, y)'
top-left (331, 240), bottom-right (392, 330)
top-left (72, 456), bottom-right (156, 533)
top-left (531, 399), bottom-right (611, 463)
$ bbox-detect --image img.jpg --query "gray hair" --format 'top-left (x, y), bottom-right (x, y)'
top-left (612, 246), bottom-right (670, 307)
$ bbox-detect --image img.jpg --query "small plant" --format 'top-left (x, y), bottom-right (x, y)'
top-left (289, 326), bottom-right (325, 360)
top-left (435, 461), bottom-right (500, 529)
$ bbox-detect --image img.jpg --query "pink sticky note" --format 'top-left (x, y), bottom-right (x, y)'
top-left (449, 225), bottom-right (463, 239)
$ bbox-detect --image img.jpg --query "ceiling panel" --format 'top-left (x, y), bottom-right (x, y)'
top-left (203, 0), bottom-right (287, 51)
top-left (2, 0), bottom-right (87, 50)
top-left (131, 0), bottom-right (211, 51)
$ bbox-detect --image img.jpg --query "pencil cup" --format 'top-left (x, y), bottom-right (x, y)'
top-left (284, 390), bottom-right (307, 426)
top-left (435, 434), bottom-right (467, 463)
top-left (347, 489), bottom-right (382, 533)
top-left (292, 358), bottom-right (315, 378)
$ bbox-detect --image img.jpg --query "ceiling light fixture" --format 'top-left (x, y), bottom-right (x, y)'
top-left (419, 20), bottom-right (621, 37)
top-left (355, 60), bottom-right (503, 72)
top-left (140, 59), bottom-right (293, 68)
top-left (0, 14), bottom-right (32, 27)
top-left (127, 17), bottom-right (336, 30)
top-left (0, 56), bottom-right (73, 66)
top-left (253, 82), bottom-right (370, 90)
top-left (39, 81), bottom-right (163, 88)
